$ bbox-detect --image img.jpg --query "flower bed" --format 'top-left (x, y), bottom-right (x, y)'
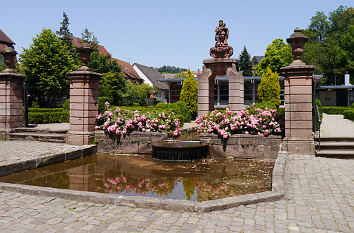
top-left (196, 108), bottom-right (283, 159)
top-left (196, 107), bottom-right (282, 139)
top-left (95, 102), bottom-right (181, 154)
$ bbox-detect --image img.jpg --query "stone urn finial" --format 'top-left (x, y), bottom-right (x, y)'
top-left (77, 43), bottom-right (93, 69)
top-left (0, 46), bottom-right (17, 72)
top-left (287, 27), bottom-right (308, 65)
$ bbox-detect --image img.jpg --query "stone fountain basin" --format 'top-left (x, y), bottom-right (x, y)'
top-left (152, 140), bottom-right (208, 161)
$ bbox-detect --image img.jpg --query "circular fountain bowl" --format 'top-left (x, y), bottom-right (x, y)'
top-left (152, 140), bottom-right (208, 161)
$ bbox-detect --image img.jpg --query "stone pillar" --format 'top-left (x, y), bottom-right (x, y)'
top-left (66, 44), bottom-right (102, 146)
top-left (198, 58), bottom-right (243, 116)
top-left (281, 28), bottom-right (315, 154)
top-left (0, 47), bottom-right (25, 140)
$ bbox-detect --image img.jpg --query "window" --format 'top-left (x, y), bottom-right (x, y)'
top-left (0, 54), bottom-right (3, 66)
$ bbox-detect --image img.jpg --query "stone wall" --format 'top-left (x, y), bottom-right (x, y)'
top-left (96, 131), bottom-right (168, 154)
top-left (200, 133), bottom-right (282, 160)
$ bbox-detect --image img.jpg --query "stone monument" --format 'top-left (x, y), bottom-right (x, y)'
top-left (281, 27), bottom-right (315, 154)
top-left (198, 20), bottom-right (243, 116)
top-left (0, 47), bottom-right (25, 140)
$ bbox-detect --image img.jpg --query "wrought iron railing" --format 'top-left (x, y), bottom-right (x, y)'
top-left (314, 105), bottom-right (321, 151)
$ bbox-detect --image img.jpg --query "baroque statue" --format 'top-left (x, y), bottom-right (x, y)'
top-left (210, 20), bottom-right (233, 58)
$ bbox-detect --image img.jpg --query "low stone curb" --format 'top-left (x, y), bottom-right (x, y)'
top-left (0, 148), bottom-right (286, 213)
top-left (0, 145), bottom-right (97, 177)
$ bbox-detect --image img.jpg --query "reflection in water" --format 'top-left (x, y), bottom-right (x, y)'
top-left (0, 154), bottom-right (274, 202)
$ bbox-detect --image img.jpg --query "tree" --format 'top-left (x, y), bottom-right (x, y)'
top-left (307, 11), bottom-right (329, 42)
top-left (257, 67), bottom-right (281, 108)
top-left (19, 29), bottom-right (79, 107)
top-left (302, 6), bottom-right (353, 85)
top-left (238, 46), bottom-right (253, 76)
top-left (99, 72), bottom-right (129, 106)
top-left (88, 52), bottom-right (121, 74)
top-left (253, 39), bottom-right (292, 76)
top-left (158, 65), bottom-right (187, 73)
top-left (180, 69), bottom-right (198, 118)
top-left (80, 28), bottom-right (99, 49)
top-left (56, 12), bottom-right (80, 66)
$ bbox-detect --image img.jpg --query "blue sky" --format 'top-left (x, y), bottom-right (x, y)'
top-left (1, 0), bottom-right (352, 70)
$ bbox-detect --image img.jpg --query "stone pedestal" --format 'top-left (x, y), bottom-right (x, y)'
top-left (0, 71), bottom-right (25, 140)
top-left (198, 58), bottom-right (243, 116)
top-left (281, 65), bottom-right (315, 154)
top-left (66, 69), bottom-right (101, 145)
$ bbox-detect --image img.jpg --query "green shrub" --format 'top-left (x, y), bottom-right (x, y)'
top-left (62, 99), bottom-right (70, 111)
top-left (314, 98), bottom-right (323, 129)
top-left (257, 67), bottom-right (281, 108)
top-left (351, 103), bottom-right (354, 108)
top-left (28, 111), bottom-right (69, 124)
top-left (343, 110), bottom-right (354, 122)
top-left (252, 101), bottom-right (277, 110)
top-left (118, 101), bottom-right (191, 126)
top-left (322, 107), bottom-right (351, 115)
top-left (180, 69), bottom-right (198, 118)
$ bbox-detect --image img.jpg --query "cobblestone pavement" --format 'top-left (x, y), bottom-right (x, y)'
top-left (0, 155), bottom-right (352, 233)
top-left (321, 114), bottom-right (354, 138)
top-left (0, 141), bottom-right (90, 166)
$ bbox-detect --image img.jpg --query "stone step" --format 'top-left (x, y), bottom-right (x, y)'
top-left (11, 127), bottom-right (68, 134)
top-left (9, 132), bottom-right (66, 143)
top-left (317, 141), bottom-right (354, 150)
top-left (315, 149), bottom-right (354, 159)
top-left (316, 137), bottom-right (354, 142)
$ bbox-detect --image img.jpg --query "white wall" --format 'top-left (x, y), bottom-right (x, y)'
top-left (132, 65), bottom-right (154, 86)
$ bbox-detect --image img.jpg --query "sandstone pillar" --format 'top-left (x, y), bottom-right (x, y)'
top-left (0, 47), bottom-right (25, 140)
top-left (281, 28), bottom-right (315, 154)
top-left (66, 44), bottom-right (102, 145)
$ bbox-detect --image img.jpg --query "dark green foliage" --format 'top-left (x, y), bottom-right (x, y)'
top-left (257, 68), bottom-right (281, 108)
top-left (29, 112), bottom-right (69, 124)
top-left (322, 106), bottom-right (352, 114)
top-left (80, 28), bottom-right (99, 49)
top-left (56, 12), bottom-right (80, 66)
top-left (180, 69), bottom-right (198, 118)
top-left (253, 39), bottom-right (292, 76)
top-left (99, 72), bottom-right (128, 106)
top-left (343, 109), bottom-right (354, 121)
top-left (27, 108), bottom-right (69, 124)
top-left (88, 52), bottom-right (121, 74)
top-left (303, 6), bottom-right (354, 85)
top-left (29, 108), bottom-right (65, 113)
top-left (98, 96), bottom-right (113, 113)
top-left (19, 29), bottom-right (79, 107)
top-left (62, 99), bottom-right (70, 111)
top-left (121, 101), bottom-right (191, 125)
top-left (158, 65), bottom-right (187, 74)
top-left (314, 98), bottom-right (323, 129)
top-left (238, 46), bottom-right (253, 77)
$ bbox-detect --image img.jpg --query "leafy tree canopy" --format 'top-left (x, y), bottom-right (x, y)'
top-left (303, 5), bottom-right (354, 85)
top-left (80, 28), bottom-right (99, 49)
top-left (19, 29), bottom-right (79, 107)
top-left (158, 65), bottom-right (187, 74)
top-left (253, 39), bottom-right (292, 76)
top-left (238, 46), bottom-right (253, 77)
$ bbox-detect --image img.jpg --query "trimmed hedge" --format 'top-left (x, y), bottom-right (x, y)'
top-left (29, 108), bottom-right (65, 113)
top-left (29, 111), bottom-right (69, 124)
top-left (344, 110), bottom-right (354, 122)
top-left (117, 101), bottom-right (191, 126)
top-left (322, 107), bottom-right (352, 115)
